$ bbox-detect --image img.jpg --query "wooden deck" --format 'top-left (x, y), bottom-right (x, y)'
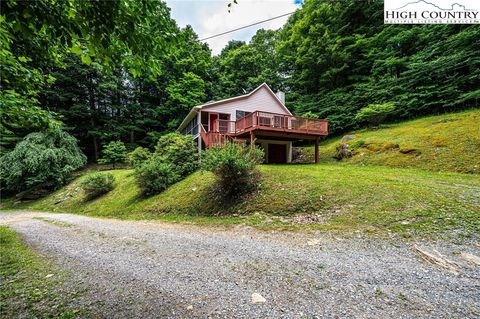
top-left (216, 111), bottom-right (328, 139)
top-left (199, 111), bottom-right (328, 163)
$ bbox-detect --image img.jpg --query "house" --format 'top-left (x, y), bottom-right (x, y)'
top-left (178, 83), bottom-right (328, 164)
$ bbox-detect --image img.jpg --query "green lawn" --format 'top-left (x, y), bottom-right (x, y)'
top-left (304, 109), bottom-right (480, 174)
top-left (0, 226), bottom-right (87, 318)
top-left (4, 164), bottom-right (479, 238)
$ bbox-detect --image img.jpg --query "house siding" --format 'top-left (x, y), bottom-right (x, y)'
top-left (201, 86), bottom-right (289, 121)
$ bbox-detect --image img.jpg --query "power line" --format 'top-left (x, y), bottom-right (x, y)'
top-left (198, 11), bottom-right (294, 41)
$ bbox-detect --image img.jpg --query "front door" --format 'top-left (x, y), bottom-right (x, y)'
top-left (209, 113), bottom-right (218, 132)
top-left (268, 144), bottom-right (287, 164)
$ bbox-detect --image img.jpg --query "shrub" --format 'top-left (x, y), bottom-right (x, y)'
top-left (134, 158), bottom-right (180, 196)
top-left (80, 173), bottom-right (115, 200)
top-left (0, 129), bottom-right (86, 193)
top-left (201, 142), bottom-right (264, 200)
top-left (98, 141), bottom-right (127, 168)
top-left (355, 102), bottom-right (396, 127)
top-left (127, 146), bottom-right (152, 168)
top-left (154, 132), bottom-right (198, 178)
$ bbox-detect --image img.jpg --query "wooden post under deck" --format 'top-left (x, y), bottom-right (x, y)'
top-left (250, 131), bottom-right (255, 150)
top-left (314, 137), bottom-right (319, 164)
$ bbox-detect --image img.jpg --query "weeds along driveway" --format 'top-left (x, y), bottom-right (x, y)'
top-left (1, 212), bottom-right (479, 318)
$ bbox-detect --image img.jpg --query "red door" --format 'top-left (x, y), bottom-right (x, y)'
top-left (209, 113), bottom-right (218, 132)
top-left (268, 144), bottom-right (287, 164)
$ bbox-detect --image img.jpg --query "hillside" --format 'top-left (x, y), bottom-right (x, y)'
top-left (304, 109), bottom-right (480, 174)
top-left (3, 164), bottom-right (479, 238)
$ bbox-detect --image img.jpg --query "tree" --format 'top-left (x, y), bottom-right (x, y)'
top-left (0, 129), bottom-right (86, 193)
top-left (213, 29), bottom-right (283, 99)
top-left (274, 0), bottom-right (478, 133)
top-left (98, 141), bottom-right (127, 169)
top-left (1, 0), bottom-right (179, 156)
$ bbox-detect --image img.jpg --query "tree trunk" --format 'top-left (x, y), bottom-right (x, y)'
top-left (93, 136), bottom-right (99, 161)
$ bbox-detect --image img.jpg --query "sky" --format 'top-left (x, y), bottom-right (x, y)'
top-left (164, 0), bottom-right (302, 55)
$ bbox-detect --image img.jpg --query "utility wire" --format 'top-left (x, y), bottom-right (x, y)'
top-left (198, 11), bottom-right (294, 41)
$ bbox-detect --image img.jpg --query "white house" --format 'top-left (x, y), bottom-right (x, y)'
top-left (178, 83), bottom-right (328, 164)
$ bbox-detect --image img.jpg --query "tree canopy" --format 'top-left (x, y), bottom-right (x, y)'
top-left (2, 0), bottom-right (478, 161)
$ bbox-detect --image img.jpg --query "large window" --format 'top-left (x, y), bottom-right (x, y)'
top-left (236, 110), bottom-right (251, 120)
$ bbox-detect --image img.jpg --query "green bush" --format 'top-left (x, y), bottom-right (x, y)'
top-left (0, 129), bottom-right (86, 193)
top-left (201, 142), bottom-right (264, 200)
top-left (355, 102), bottom-right (396, 127)
top-left (134, 158), bottom-right (180, 196)
top-left (80, 173), bottom-right (115, 200)
top-left (154, 132), bottom-right (198, 178)
top-left (127, 146), bottom-right (152, 167)
top-left (98, 141), bottom-right (127, 168)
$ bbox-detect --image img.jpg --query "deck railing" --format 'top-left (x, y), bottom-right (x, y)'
top-left (206, 111), bottom-right (328, 137)
top-left (200, 111), bottom-right (327, 148)
top-left (235, 111), bottom-right (328, 134)
top-left (200, 124), bottom-right (229, 147)
top-left (215, 119), bottom-right (236, 134)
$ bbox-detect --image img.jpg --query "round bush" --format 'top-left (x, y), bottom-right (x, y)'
top-left (80, 173), bottom-right (115, 200)
top-left (201, 142), bottom-right (264, 200)
top-left (134, 158), bottom-right (180, 196)
top-left (127, 146), bottom-right (152, 168)
top-left (154, 132), bottom-right (198, 178)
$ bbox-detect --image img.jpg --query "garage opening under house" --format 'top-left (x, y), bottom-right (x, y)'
top-left (178, 83), bottom-right (328, 164)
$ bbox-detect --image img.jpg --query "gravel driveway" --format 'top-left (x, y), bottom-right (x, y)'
top-left (1, 211), bottom-right (479, 318)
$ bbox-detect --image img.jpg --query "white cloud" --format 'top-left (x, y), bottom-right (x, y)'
top-left (165, 0), bottom-right (300, 55)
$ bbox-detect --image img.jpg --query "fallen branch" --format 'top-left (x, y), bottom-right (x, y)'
top-left (459, 252), bottom-right (480, 266)
top-left (413, 245), bottom-right (460, 275)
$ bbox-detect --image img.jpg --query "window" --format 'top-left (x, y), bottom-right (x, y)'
top-left (236, 110), bottom-right (251, 120)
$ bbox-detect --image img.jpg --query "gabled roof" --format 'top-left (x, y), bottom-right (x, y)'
top-left (177, 83), bottom-right (291, 131)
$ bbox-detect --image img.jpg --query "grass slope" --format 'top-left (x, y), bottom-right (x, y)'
top-left (4, 164), bottom-right (479, 238)
top-left (305, 109), bottom-right (480, 174)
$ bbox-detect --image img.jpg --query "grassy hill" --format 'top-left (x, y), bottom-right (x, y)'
top-left (2, 110), bottom-right (479, 238)
top-left (304, 109), bottom-right (480, 174)
top-left (3, 164), bottom-right (479, 238)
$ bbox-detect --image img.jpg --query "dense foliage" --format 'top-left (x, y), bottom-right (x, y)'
top-left (3, 0), bottom-right (478, 167)
top-left (201, 142), bottom-right (264, 200)
top-left (154, 133), bottom-right (198, 178)
top-left (355, 102), bottom-right (396, 127)
top-left (134, 159), bottom-right (179, 196)
top-left (133, 133), bottom-right (197, 196)
top-left (213, 1), bottom-right (479, 134)
top-left (0, 0), bottom-right (178, 154)
top-left (0, 129), bottom-right (86, 193)
top-left (80, 173), bottom-right (115, 200)
top-left (127, 147), bottom-right (152, 168)
top-left (98, 141), bottom-right (127, 168)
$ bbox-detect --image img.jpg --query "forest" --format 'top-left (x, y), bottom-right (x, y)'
top-left (1, 0), bottom-right (479, 161)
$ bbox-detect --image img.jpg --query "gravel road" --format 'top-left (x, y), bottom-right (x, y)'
top-left (1, 211), bottom-right (479, 318)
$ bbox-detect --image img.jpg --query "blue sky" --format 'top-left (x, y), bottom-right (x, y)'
top-left (164, 0), bottom-right (302, 55)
